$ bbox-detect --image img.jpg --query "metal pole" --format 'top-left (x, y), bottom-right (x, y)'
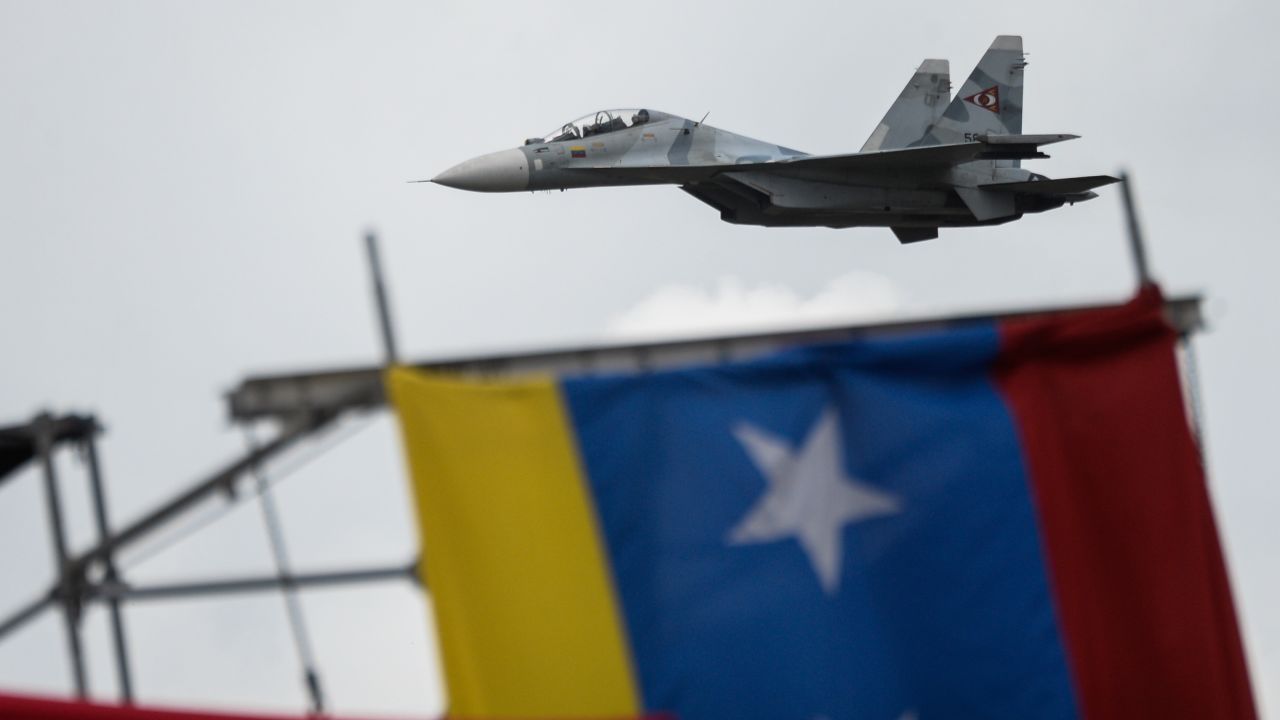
top-left (90, 563), bottom-right (418, 602)
top-left (1119, 171), bottom-right (1153, 289)
top-left (0, 593), bottom-right (57, 641)
top-left (34, 413), bottom-right (88, 697)
top-left (82, 427), bottom-right (134, 703)
top-left (243, 424), bottom-right (326, 715)
top-left (365, 231), bottom-right (400, 365)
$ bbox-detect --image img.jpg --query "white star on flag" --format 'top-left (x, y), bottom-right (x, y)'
top-left (727, 406), bottom-right (902, 595)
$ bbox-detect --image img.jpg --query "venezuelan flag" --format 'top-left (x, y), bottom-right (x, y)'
top-left (387, 288), bottom-right (1254, 720)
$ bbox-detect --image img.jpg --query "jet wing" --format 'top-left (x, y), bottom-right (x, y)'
top-left (776, 135), bottom-right (1079, 172)
top-left (570, 135), bottom-right (1081, 183)
top-left (772, 142), bottom-right (988, 172)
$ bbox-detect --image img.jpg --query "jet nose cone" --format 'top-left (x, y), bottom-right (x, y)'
top-left (432, 148), bottom-right (530, 192)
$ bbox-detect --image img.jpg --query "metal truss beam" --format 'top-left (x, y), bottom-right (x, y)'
top-left (226, 295), bottom-right (1204, 424)
top-left (90, 562), bottom-right (418, 602)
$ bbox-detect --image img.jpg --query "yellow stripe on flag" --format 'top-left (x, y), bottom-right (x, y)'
top-left (386, 367), bottom-right (640, 718)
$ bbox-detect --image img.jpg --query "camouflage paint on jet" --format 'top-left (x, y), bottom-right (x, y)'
top-left (428, 36), bottom-right (1116, 244)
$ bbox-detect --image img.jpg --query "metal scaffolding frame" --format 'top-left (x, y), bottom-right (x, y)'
top-left (0, 292), bottom-right (1206, 702)
top-left (0, 174), bottom-right (1206, 709)
top-left (0, 235), bottom-right (420, 705)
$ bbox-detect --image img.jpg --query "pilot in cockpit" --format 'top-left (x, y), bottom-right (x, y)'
top-left (632, 109), bottom-right (650, 125)
top-left (549, 124), bottom-right (578, 143)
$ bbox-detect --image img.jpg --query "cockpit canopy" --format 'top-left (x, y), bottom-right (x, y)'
top-left (526, 109), bottom-right (669, 145)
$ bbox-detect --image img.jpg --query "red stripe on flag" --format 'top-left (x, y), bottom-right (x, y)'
top-left (995, 286), bottom-right (1255, 719)
top-left (0, 691), bottom-right (672, 720)
top-left (0, 692), bottom-right (374, 720)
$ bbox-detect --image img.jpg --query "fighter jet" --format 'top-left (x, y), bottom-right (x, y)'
top-left (429, 36), bottom-right (1116, 243)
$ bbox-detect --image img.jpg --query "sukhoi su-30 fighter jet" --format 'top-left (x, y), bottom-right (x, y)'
top-left (429, 36), bottom-right (1116, 243)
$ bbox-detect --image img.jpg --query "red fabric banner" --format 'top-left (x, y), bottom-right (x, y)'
top-left (0, 692), bottom-right (431, 720)
top-left (997, 285), bottom-right (1256, 719)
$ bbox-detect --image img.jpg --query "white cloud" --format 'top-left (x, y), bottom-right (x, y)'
top-left (606, 271), bottom-right (903, 340)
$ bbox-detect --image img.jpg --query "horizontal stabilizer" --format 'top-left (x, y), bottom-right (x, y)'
top-left (980, 175), bottom-right (1120, 195)
top-left (891, 226), bottom-right (939, 243)
top-left (970, 134), bottom-right (1078, 161)
top-left (981, 134), bottom-right (1078, 146)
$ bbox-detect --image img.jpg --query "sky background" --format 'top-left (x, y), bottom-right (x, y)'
top-left (1, 0), bottom-right (1277, 716)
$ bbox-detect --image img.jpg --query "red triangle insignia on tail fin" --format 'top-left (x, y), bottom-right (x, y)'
top-left (964, 86), bottom-right (1000, 114)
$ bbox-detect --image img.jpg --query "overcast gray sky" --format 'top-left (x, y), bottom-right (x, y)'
top-left (1, 1), bottom-right (1277, 716)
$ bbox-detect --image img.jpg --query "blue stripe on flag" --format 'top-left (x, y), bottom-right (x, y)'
top-left (563, 323), bottom-right (1079, 720)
